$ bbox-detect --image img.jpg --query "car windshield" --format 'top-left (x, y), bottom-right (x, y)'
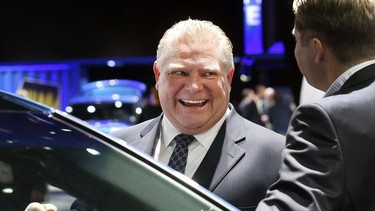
top-left (0, 90), bottom-right (238, 211)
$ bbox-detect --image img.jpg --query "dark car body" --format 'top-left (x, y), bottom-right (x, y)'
top-left (0, 89), bottom-right (238, 211)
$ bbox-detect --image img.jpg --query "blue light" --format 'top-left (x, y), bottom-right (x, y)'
top-left (107, 60), bottom-right (116, 67)
top-left (244, 0), bottom-right (285, 55)
top-left (244, 0), bottom-right (263, 55)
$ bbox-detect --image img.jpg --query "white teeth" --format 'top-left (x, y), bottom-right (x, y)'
top-left (181, 99), bottom-right (206, 104)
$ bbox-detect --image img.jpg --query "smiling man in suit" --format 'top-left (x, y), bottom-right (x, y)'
top-left (25, 19), bottom-right (285, 211)
top-left (111, 19), bottom-right (285, 210)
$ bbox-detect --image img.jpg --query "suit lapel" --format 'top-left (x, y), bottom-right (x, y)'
top-left (193, 105), bottom-right (246, 191)
top-left (192, 121), bottom-right (226, 189)
top-left (129, 116), bottom-right (161, 155)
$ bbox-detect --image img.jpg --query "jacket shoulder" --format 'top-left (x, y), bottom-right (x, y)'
top-left (111, 118), bottom-right (157, 142)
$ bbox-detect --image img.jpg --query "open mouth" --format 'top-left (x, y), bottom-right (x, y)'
top-left (179, 99), bottom-right (208, 107)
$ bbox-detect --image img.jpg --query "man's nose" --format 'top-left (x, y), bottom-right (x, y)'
top-left (186, 75), bottom-right (203, 92)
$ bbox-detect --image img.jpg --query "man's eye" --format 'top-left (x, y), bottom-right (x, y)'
top-left (204, 72), bottom-right (219, 77)
top-left (170, 71), bottom-right (186, 76)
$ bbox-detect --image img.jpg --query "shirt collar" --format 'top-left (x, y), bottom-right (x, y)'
top-left (161, 108), bottom-right (230, 150)
top-left (325, 60), bottom-right (375, 97)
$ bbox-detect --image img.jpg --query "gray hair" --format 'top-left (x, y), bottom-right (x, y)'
top-left (293, 0), bottom-right (375, 64)
top-left (156, 18), bottom-right (234, 72)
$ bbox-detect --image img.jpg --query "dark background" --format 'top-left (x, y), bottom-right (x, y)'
top-left (0, 0), bottom-right (302, 105)
top-left (0, 0), bottom-right (244, 62)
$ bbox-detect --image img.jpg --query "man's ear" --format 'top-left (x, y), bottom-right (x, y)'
top-left (312, 38), bottom-right (324, 63)
top-left (227, 68), bottom-right (234, 85)
top-left (153, 61), bottom-right (160, 90)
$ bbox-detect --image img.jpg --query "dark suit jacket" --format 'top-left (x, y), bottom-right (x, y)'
top-left (112, 104), bottom-right (285, 210)
top-left (256, 64), bottom-right (375, 211)
top-left (238, 101), bottom-right (265, 126)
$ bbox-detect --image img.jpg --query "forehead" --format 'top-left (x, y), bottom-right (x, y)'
top-left (167, 60), bottom-right (221, 71)
top-left (291, 27), bottom-right (300, 37)
top-left (168, 42), bottom-right (219, 60)
top-left (292, 27), bottom-right (306, 43)
top-left (167, 52), bottom-right (221, 69)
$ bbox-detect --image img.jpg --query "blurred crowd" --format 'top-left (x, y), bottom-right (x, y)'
top-left (237, 84), bottom-right (295, 134)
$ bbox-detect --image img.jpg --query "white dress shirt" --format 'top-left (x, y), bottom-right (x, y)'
top-left (153, 108), bottom-right (230, 178)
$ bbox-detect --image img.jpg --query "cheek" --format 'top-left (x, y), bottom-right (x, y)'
top-left (157, 75), bottom-right (170, 88)
top-left (294, 45), bottom-right (299, 59)
top-left (294, 46), bottom-right (303, 66)
top-left (215, 78), bottom-right (230, 97)
top-left (158, 77), bottom-right (181, 96)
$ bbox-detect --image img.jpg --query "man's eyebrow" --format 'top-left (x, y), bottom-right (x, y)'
top-left (168, 63), bottom-right (185, 69)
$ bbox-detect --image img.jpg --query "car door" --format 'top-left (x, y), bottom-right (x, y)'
top-left (0, 90), bottom-right (238, 211)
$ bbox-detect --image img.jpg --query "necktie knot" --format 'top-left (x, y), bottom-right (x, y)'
top-left (167, 134), bottom-right (196, 173)
top-left (174, 133), bottom-right (195, 146)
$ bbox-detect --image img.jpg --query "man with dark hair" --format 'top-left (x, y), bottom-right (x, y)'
top-left (257, 0), bottom-right (375, 210)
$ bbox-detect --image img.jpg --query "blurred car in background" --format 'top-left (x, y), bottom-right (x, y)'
top-left (65, 79), bottom-right (147, 133)
top-left (0, 89), bottom-right (238, 211)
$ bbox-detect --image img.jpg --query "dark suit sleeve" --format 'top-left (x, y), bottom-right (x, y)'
top-left (256, 103), bottom-right (344, 211)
